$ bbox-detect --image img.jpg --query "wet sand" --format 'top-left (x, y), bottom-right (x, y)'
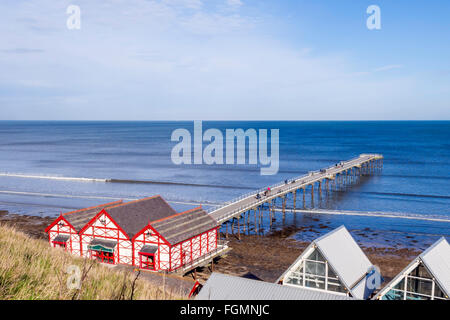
top-left (0, 210), bottom-right (54, 240)
top-left (0, 211), bottom-right (420, 286)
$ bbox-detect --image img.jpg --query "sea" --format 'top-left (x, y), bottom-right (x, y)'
top-left (0, 121), bottom-right (449, 250)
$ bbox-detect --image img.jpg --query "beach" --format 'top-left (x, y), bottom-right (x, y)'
top-left (0, 210), bottom-right (420, 286)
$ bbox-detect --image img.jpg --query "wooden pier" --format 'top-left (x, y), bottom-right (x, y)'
top-left (209, 154), bottom-right (383, 233)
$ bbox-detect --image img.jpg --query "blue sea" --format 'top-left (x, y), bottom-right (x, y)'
top-left (0, 121), bottom-right (449, 250)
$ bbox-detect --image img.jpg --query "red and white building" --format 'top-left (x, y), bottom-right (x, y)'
top-left (45, 196), bottom-right (226, 272)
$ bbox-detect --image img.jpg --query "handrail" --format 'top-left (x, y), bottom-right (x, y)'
top-left (177, 241), bottom-right (230, 272)
top-left (207, 154), bottom-right (382, 215)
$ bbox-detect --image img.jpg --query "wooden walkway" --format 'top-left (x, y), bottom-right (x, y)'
top-left (209, 154), bottom-right (383, 225)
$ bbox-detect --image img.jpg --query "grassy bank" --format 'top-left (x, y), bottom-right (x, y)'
top-left (0, 224), bottom-right (181, 300)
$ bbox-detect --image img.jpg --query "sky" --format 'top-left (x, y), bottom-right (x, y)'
top-left (0, 0), bottom-right (449, 120)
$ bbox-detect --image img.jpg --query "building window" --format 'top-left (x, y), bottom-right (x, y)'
top-left (382, 263), bottom-right (447, 300)
top-left (285, 249), bottom-right (346, 294)
top-left (92, 250), bottom-right (115, 264)
top-left (53, 242), bottom-right (67, 249)
top-left (140, 254), bottom-right (155, 270)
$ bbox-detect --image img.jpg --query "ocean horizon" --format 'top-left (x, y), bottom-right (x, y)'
top-left (0, 120), bottom-right (449, 250)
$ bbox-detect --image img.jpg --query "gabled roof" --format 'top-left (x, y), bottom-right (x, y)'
top-left (47, 196), bottom-right (218, 245)
top-left (53, 235), bottom-right (70, 243)
top-left (196, 272), bottom-right (354, 300)
top-left (374, 237), bottom-right (450, 299)
top-left (45, 200), bottom-right (123, 233)
top-left (63, 200), bottom-right (123, 232)
top-left (151, 207), bottom-right (217, 245)
top-left (419, 237), bottom-right (450, 295)
top-left (103, 196), bottom-right (178, 239)
top-left (277, 225), bottom-right (375, 299)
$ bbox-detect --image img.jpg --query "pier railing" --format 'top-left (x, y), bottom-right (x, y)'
top-left (208, 154), bottom-right (383, 222)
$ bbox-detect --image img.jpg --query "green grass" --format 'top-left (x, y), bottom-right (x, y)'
top-left (0, 224), bottom-right (182, 300)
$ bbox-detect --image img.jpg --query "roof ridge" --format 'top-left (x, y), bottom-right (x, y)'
top-left (63, 200), bottom-right (123, 216)
top-left (106, 195), bottom-right (163, 210)
top-left (313, 225), bottom-right (346, 243)
top-left (419, 237), bottom-right (449, 259)
top-left (151, 206), bottom-right (203, 225)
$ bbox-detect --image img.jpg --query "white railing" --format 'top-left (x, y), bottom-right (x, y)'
top-left (208, 154), bottom-right (381, 216)
top-left (177, 240), bottom-right (230, 272)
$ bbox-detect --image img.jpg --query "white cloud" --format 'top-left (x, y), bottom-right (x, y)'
top-left (374, 65), bottom-right (403, 72)
top-left (0, 1), bottom-right (447, 120)
top-left (226, 0), bottom-right (243, 7)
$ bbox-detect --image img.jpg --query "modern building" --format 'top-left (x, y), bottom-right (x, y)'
top-left (276, 225), bottom-right (380, 299)
top-left (196, 272), bottom-right (354, 300)
top-left (374, 237), bottom-right (450, 300)
top-left (46, 196), bottom-right (227, 272)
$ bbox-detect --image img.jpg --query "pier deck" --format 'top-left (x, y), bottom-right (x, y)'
top-left (209, 154), bottom-right (383, 225)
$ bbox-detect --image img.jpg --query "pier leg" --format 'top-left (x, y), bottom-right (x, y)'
top-left (303, 188), bottom-right (306, 208)
top-left (311, 184), bottom-right (314, 208)
top-left (237, 217), bottom-right (241, 240)
top-left (247, 211), bottom-right (250, 234)
top-left (254, 209), bottom-right (258, 234)
top-left (272, 199), bottom-right (276, 218)
top-left (318, 180), bottom-right (322, 199)
top-left (226, 221), bottom-right (228, 239)
top-left (258, 207), bottom-right (262, 233)
top-left (293, 190), bottom-right (297, 211)
top-left (269, 202), bottom-right (273, 228)
top-left (282, 196), bottom-right (286, 214)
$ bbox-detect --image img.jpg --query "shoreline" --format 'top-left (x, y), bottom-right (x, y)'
top-left (0, 210), bottom-right (421, 285)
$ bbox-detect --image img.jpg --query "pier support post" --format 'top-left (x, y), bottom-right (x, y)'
top-left (237, 216), bottom-right (241, 240)
top-left (258, 206), bottom-right (262, 233)
top-left (253, 209), bottom-right (256, 234)
top-left (293, 190), bottom-right (297, 211)
top-left (318, 180), bottom-right (322, 198)
top-left (303, 188), bottom-right (306, 208)
top-left (311, 183), bottom-right (314, 208)
top-left (269, 201), bottom-right (273, 228)
top-left (225, 221), bottom-right (228, 239)
top-left (272, 199), bottom-right (276, 218)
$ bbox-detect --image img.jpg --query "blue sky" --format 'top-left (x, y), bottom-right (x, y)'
top-left (0, 0), bottom-right (449, 120)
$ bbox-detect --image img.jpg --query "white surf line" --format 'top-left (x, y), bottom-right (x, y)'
top-left (272, 208), bottom-right (450, 223)
top-left (0, 173), bottom-right (106, 182)
top-left (0, 190), bottom-right (215, 207)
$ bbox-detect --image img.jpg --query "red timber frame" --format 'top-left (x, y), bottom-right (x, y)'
top-left (79, 209), bottom-right (132, 265)
top-left (132, 224), bottom-right (219, 272)
top-left (45, 215), bottom-right (78, 254)
top-left (92, 250), bottom-right (115, 264)
top-left (132, 224), bottom-right (171, 271)
top-left (139, 253), bottom-right (156, 270)
top-left (169, 227), bottom-right (219, 272)
top-left (45, 198), bottom-right (219, 272)
top-left (45, 200), bottom-right (124, 257)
